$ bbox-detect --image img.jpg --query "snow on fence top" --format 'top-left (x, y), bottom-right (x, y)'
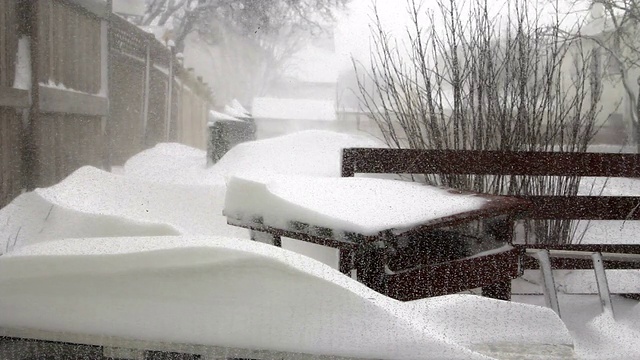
top-left (224, 175), bottom-right (489, 236)
top-left (208, 109), bottom-right (243, 125)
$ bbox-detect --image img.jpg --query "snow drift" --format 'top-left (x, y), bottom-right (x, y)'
top-left (0, 236), bottom-right (572, 359)
top-left (0, 166), bottom-right (247, 252)
top-left (123, 142), bottom-right (225, 186)
top-left (123, 130), bottom-right (387, 186)
top-left (212, 130), bottom-right (386, 179)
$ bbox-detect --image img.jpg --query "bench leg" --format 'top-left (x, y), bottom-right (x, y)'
top-left (354, 246), bottom-right (386, 294)
top-left (482, 281), bottom-right (511, 301)
top-left (250, 231), bottom-right (281, 247)
top-left (481, 215), bottom-right (514, 301)
top-left (339, 250), bottom-right (353, 276)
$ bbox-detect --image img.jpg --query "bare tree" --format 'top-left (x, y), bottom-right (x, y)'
top-left (355, 0), bottom-right (606, 244)
top-left (551, 0), bottom-right (640, 150)
top-left (137, 0), bottom-right (347, 99)
top-left (139, 0), bottom-right (349, 52)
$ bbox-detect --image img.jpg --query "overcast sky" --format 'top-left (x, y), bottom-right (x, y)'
top-left (333, 0), bottom-right (594, 71)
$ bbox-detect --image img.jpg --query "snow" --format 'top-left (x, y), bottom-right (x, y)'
top-left (0, 166), bottom-right (245, 252)
top-left (41, 79), bottom-right (95, 95)
top-left (123, 131), bottom-right (384, 186)
top-left (225, 175), bottom-right (488, 235)
top-left (123, 142), bottom-right (225, 186)
top-left (224, 104), bottom-right (250, 118)
top-left (209, 109), bottom-right (243, 124)
top-left (0, 236), bottom-right (571, 359)
top-left (213, 130), bottom-right (386, 179)
top-left (513, 293), bottom-right (640, 359)
top-left (8, 128), bottom-right (640, 358)
top-left (13, 36), bottom-right (31, 90)
top-left (119, 132), bottom-right (386, 268)
top-left (252, 97), bottom-right (336, 121)
top-left (231, 98), bottom-right (250, 115)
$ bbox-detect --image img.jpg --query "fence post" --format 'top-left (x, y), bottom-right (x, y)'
top-left (141, 38), bottom-right (151, 146)
top-left (19, 0), bottom-right (39, 191)
top-left (101, 0), bottom-right (111, 169)
top-left (165, 49), bottom-right (173, 141)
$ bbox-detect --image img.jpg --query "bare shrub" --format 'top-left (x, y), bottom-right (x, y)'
top-left (355, 0), bottom-right (606, 244)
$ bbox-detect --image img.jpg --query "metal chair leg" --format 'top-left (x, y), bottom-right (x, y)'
top-left (592, 252), bottom-right (615, 319)
top-left (536, 249), bottom-right (561, 318)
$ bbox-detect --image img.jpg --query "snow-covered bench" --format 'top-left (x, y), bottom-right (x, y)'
top-left (224, 174), bottom-right (530, 301)
top-left (341, 148), bottom-right (640, 314)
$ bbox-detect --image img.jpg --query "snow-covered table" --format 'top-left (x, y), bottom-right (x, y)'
top-left (224, 175), bottom-right (530, 301)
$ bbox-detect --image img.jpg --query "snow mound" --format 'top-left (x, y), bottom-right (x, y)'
top-left (0, 166), bottom-right (247, 252)
top-left (124, 142), bottom-right (225, 186)
top-left (225, 174), bottom-right (488, 235)
top-left (573, 313), bottom-right (640, 359)
top-left (123, 131), bottom-right (385, 186)
top-left (0, 236), bottom-right (487, 360)
top-left (405, 295), bottom-right (573, 347)
top-left (213, 130), bottom-right (386, 179)
top-left (0, 192), bottom-right (178, 253)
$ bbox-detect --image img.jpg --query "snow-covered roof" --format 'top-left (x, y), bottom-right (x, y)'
top-left (224, 105), bottom-right (249, 118)
top-left (209, 110), bottom-right (243, 125)
top-left (252, 97), bottom-right (336, 121)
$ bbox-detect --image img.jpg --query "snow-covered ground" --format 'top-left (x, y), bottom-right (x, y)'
top-left (0, 130), bottom-right (639, 359)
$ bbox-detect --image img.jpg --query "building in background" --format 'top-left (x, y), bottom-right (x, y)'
top-left (251, 29), bottom-right (344, 139)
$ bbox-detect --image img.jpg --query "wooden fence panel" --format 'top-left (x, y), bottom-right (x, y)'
top-left (34, 114), bottom-right (105, 188)
top-left (146, 67), bottom-right (168, 146)
top-left (31, 0), bottom-right (106, 188)
top-left (176, 80), bottom-right (208, 150)
top-left (0, 1), bottom-right (19, 89)
top-left (108, 53), bottom-right (146, 164)
top-left (0, 2), bottom-right (24, 208)
top-left (37, 0), bottom-right (102, 93)
top-left (1, 1), bottom-right (212, 206)
top-left (0, 109), bottom-right (23, 208)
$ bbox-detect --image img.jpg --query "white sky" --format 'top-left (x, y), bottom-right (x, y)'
top-left (333, 0), bottom-right (594, 71)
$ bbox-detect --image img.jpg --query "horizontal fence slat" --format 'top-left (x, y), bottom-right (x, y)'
top-left (514, 196), bottom-right (640, 220)
top-left (342, 148), bottom-right (640, 178)
top-left (0, 87), bottom-right (30, 108)
top-left (39, 86), bottom-right (108, 116)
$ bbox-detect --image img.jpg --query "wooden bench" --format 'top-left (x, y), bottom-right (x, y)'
top-left (342, 148), bottom-right (640, 307)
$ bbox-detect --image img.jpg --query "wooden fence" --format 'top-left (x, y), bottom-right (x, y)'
top-left (0, 0), bottom-right (212, 208)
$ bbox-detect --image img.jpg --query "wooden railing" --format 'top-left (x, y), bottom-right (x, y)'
top-left (342, 148), bottom-right (640, 297)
